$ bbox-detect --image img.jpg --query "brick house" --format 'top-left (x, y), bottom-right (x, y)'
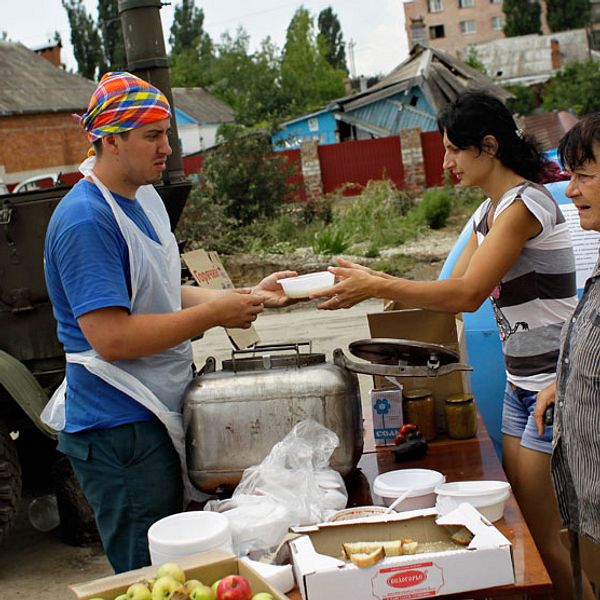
top-left (0, 40), bottom-right (96, 186)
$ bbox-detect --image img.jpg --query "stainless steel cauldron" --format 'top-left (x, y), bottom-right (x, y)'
top-left (184, 342), bottom-right (363, 494)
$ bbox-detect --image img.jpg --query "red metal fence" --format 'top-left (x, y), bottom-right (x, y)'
top-left (318, 136), bottom-right (404, 196)
top-left (421, 130), bottom-right (445, 188)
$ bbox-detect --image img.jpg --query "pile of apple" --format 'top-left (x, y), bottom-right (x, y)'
top-left (88, 561), bottom-right (275, 600)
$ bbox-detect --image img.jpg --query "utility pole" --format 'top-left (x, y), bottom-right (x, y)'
top-left (347, 39), bottom-right (356, 79)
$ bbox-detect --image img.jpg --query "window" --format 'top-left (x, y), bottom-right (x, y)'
top-left (460, 20), bottom-right (476, 34)
top-left (428, 0), bottom-right (443, 12)
top-left (308, 117), bottom-right (319, 132)
top-left (491, 15), bottom-right (504, 30)
top-left (458, 0), bottom-right (475, 7)
top-left (490, 0), bottom-right (502, 4)
top-left (429, 24), bottom-right (446, 39)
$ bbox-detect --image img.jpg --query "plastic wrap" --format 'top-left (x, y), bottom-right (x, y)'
top-left (204, 418), bottom-right (348, 557)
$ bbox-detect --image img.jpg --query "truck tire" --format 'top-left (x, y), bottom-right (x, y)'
top-left (0, 427), bottom-right (22, 545)
top-left (52, 456), bottom-right (100, 546)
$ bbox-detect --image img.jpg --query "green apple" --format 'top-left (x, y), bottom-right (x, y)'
top-left (151, 575), bottom-right (181, 600)
top-left (252, 594), bottom-right (274, 600)
top-left (156, 562), bottom-right (186, 584)
top-left (127, 582), bottom-right (152, 600)
top-left (115, 595), bottom-right (128, 600)
top-left (190, 583), bottom-right (216, 600)
top-left (211, 579), bottom-right (221, 595)
top-left (185, 579), bottom-right (204, 592)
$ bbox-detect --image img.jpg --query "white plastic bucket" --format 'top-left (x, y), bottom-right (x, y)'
top-left (435, 480), bottom-right (511, 523)
top-left (373, 469), bottom-right (445, 511)
top-left (147, 511), bottom-right (232, 565)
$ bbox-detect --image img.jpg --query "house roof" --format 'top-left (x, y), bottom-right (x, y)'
top-left (0, 41), bottom-right (234, 127)
top-left (521, 111), bottom-right (579, 152)
top-left (0, 41), bottom-right (96, 115)
top-left (469, 29), bottom-right (591, 86)
top-left (171, 87), bottom-right (234, 125)
top-left (338, 44), bottom-right (511, 115)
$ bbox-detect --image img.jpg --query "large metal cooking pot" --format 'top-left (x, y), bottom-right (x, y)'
top-left (184, 339), bottom-right (471, 494)
top-left (184, 342), bottom-right (363, 494)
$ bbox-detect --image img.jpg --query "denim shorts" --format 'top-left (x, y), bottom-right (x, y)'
top-left (501, 382), bottom-right (553, 454)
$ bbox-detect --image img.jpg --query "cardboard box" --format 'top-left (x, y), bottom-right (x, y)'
top-left (290, 504), bottom-right (514, 600)
top-left (370, 386), bottom-right (403, 446)
top-left (367, 308), bottom-right (471, 432)
top-left (70, 549), bottom-right (288, 600)
top-left (181, 248), bottom-right (260, 349)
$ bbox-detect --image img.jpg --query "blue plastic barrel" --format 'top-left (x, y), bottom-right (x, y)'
top-left (438, 180), bottom-right (581, 458)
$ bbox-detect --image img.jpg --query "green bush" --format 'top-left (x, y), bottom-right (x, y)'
top-left (415, 187), bottom-right (453, 229)
top-left (312, 226), bottom-right (353, 255)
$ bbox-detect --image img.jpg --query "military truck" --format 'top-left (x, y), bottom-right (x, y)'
top-left (0, 178), bottom-right (189, 544)
top-left (0, 0), bottom-right (191, 545)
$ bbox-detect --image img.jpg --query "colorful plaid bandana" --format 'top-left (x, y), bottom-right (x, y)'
top-left (75, 71), bottom-right (171, 142)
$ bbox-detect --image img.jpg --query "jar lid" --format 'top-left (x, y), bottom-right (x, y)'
top-left (403, 388), bottom-right (432, 400)
top-left (446, 393), bottom-right (474, 404)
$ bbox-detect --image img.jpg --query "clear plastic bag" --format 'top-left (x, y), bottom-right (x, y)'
top-left (204, 418), bottom-right (348, 557)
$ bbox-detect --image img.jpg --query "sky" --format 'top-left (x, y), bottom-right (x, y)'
top-left (2, 0), bottom-right (409, 78)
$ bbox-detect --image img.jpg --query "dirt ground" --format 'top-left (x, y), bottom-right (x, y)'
top-left (0, 224), bottom-right (461, 598)
top-left (0, 298), bottom-right (385, 599)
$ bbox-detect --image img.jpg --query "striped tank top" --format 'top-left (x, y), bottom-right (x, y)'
top-left (472, 181), bottom-right (578, 391)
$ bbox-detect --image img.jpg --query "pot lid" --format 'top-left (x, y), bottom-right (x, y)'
top-left (349, 338), bottom-right (459, 367)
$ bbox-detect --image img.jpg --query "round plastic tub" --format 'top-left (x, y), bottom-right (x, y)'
top-left (435, 480), bottom-right (511, 522)
top-left (277, 271), bottom-right (335, 298)
top-left (373, 469), bottom-right (446, 511)
top-left (147, 511), bottom-right (232, 565)
top-left (328, 506), bottom-right (390, 522)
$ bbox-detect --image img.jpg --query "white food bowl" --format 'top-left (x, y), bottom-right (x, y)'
top-left (328, 505), bottom-right (390, 522)
top-left (373, 468), bottom-right (446, 511)
top-left (277, 271), bottom-right (335, 298)
top-left (435, 480), bottom-right (511, 523)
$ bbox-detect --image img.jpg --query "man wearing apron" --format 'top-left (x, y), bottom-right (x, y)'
top-left (43, 72), bottom-right (297, 573)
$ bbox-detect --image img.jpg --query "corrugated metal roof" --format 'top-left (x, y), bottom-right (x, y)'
top-left (0, 41), bottom-right (95, 115)
top-left (171, 87), bottom-right (234, 125)
top-left (470, 29), bottom-right (592, 83)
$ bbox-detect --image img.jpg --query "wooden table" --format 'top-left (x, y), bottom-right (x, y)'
top-left (335, 413), bottom-right (553, 598)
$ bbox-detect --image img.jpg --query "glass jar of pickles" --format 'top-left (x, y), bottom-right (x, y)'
top-left (445, 393), bottom-right (477, 439)
top-left (403, 388), bottom-right (436, 441)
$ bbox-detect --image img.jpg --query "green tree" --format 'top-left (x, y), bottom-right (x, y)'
top-left (280, 7), bottom-right (346, 116)
top-left (168, 0), bottom-right (214, 86)
top-left (542, 60), bottom-right (600, 115)
top-left (317, 7), bottom-right (347, 73)
top-left (199, 126), bottom-right (297, 226)
top-left (545, 0), bottom-right (591, 32)
top-left (62, 0), bottom-right (102, 79)
top-left (505, 84), bottom-right (538, 115)
top-left (503, 0), bottom-right (542, 36)
top-left (210, 30), bottom-right (285, 126)
top-left (97, 0), bottom-right (126, 74)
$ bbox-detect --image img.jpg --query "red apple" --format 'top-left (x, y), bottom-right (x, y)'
top-left (216, 575), bottom-right (252, 600)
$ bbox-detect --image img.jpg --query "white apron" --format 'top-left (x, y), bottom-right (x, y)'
top-left (42, 156), bottom-right (204, 504)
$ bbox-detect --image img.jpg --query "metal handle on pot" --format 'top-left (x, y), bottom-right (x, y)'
top-left (231, 341), bottom-right (313, 371)
top-left (333, 348), bottom-right (472, 378)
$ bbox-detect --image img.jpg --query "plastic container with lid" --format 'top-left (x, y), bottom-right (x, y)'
top-left (403, 388), bottom-right (437, 441)
top-left (373, 468), bottom-right (445, 511)
top-left (147, 510), bottom-right (232, 565)
top-left (435, 480), bottom-right (511, 522)
top-left (445, 393), bottom-right (477, 439)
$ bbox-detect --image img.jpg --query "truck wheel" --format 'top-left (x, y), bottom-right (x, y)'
top-left (52, 456), bottom-right (100, 546)
top-left (0, 427), bottom-right (22, 545)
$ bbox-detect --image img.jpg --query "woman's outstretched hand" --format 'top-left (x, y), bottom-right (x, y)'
top-left (311, 257), bottom-right (380, 310)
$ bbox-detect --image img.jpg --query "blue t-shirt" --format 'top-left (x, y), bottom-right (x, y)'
top-left (45, 179), bottom-right (160, 431)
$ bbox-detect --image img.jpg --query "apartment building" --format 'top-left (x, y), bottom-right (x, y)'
top-left (403, 0), bottom-right (551, 56)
